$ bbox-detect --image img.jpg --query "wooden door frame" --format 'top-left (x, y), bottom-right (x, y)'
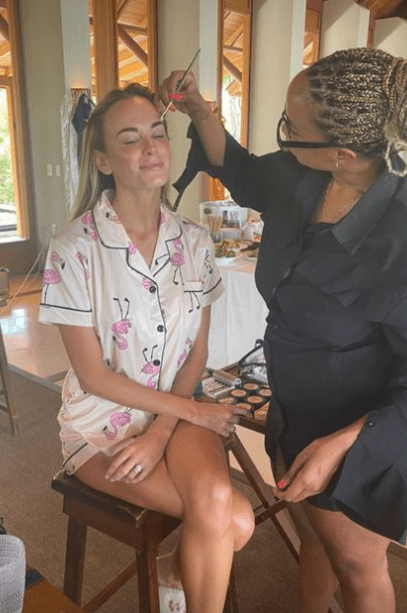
top-left (0, 0), bottom-right (37, 274)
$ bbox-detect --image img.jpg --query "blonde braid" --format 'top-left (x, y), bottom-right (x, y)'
top-left (307, 48), bottom-right (407, 177)
top-left (383, 56), bottom-right (407, 176)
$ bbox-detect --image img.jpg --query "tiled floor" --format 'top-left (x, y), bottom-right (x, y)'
top-left (0, 274), bottom-right (70, 387)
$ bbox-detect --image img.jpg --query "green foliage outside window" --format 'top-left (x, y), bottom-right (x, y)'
top-left (0, 88), bottom-right (14, 204)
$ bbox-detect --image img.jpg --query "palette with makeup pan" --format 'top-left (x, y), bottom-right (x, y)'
top-left (216, 379), bottom-right (272, 419)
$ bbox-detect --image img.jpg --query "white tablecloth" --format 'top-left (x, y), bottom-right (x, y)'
top-left (208, 257), bottom-right (269, 369)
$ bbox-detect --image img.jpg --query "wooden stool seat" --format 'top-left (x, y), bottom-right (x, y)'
top-left (52, 464), bottom-right (238, 613)
top-left (51, 470), bottom-right (181, 613)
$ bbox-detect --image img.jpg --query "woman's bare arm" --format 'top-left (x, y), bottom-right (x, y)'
top-left (58, 316), bottom-right (244, 437)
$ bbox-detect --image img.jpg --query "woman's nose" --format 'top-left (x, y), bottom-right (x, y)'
top-left (142, 135), bottom-right (156, 153)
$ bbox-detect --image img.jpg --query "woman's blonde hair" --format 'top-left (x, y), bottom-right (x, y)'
top-left (307, 47), bottom-right (407, 176)
top-left (70, 83), bottom-right (170, 220)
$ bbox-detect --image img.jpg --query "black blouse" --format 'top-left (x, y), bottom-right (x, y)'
top-left (174, 125), bottom-right (407, 542)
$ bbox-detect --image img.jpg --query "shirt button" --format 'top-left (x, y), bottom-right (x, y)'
top-left (157, 325), bottom-right (164, 332)
top-left (273, 324), bottom-right (279, 330)
top-left (367, 420), bottom-right (374, 427)
top-left (149, 285), bottom-right (157, 294)
top-left (153, 359), bottom-right (161, 366)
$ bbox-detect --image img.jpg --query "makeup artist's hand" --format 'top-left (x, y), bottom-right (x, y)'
top-left (271, 416), bottom-right (367, 503)
top-left (159, 70), bottom-right (207, 118)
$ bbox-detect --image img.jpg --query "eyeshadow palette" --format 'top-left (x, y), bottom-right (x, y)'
top-left (215, 378), bottom-right (272, 418)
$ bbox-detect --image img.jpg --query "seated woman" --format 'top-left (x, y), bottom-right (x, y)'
top-left (38, 82), bottom-right (254, 613)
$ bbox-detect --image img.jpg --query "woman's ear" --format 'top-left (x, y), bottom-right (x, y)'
top-left (93, 150), bottom-right (112, 176)
top-left (336, 147), bottom-right (358, 165)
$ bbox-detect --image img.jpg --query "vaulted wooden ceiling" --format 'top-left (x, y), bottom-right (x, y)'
top-left (355, 0), bottom-right (407, 18)
top-left (0, 0), bottom-right (405, 91)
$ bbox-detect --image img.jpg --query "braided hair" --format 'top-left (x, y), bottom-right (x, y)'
top-left (307, 48), bottom-right (407, 176)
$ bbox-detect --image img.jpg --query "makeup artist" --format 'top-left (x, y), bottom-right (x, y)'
top-left (161, 47), bottom-right (407, 613)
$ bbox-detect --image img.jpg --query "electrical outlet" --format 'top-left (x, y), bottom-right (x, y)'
top-left (56, 165), bottom-right (61, 177)
top-left (51, 223), bottom-right (57, 236)
top-left (47, 164), bottom-right (53, 177)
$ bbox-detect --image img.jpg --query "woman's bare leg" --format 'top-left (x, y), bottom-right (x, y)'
top-left (164, 421), bottom-right (254, 613)
top-left (75, 421), bottom-right (254, 613)
top-left (287, 503), bottom-right (338, 613)
top-left (302, 502), bottom-right (395, 613)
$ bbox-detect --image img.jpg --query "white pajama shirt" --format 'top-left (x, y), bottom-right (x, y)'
top-left (38, 191), bottom-right (224, 473)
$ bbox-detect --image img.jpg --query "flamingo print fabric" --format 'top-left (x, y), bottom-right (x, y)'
top-left (38, 191), bottom-right (224, 474)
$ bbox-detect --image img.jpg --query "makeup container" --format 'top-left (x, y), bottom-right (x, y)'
top-left (246, 395), bottom-right (266, 414)
top-left (218, 396), bottom-right (236, 404)
top-left (230, 388), bottom-right (247, 401)
top-left (213, 370), bottom-right (242, 387)
top-left (243, 382), bottom-right (259, 393)
top-left (259, 387), bottom-right (272, 399)
top-left (254, 401), bottom-right (270, 420)
top-left (234, 402), bottom-right (251, 411)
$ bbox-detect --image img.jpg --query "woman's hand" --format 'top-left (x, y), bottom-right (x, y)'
top-left (159, 70), bottom-right (208, 119)
top-left (272, 416), bottom-right (367, 503)
top-left (189, 400), bottom-right (248, 438)
top-left (105, 427), bottom-right (168, 484)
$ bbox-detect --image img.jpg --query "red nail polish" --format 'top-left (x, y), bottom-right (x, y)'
top-left (277, 480), bottom-right (287, 489)
top-left (170, 93), bottom-right (183, 101)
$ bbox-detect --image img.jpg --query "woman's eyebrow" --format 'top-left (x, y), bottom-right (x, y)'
top-left (116, 121), bottom-right (165, 137)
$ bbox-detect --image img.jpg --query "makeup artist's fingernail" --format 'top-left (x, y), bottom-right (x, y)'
top-left (170, 93), bottom-right (183, 101)
top-left (277, 480), bottom-right (287, 489)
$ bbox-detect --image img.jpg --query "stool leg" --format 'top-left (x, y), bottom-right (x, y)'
top-left (136, 546), bottom-right (160, 613)
top-left (64, 516), bottom-right (87, 605)
top-left (0, 326), bottom-right (20, 435)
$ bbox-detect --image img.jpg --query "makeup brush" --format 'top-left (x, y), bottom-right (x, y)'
top-left (160, 48), bottom-right (201, 120)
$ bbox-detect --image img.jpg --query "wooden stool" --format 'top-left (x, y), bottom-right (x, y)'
top-left (51, 469), bottom-right (238, 613)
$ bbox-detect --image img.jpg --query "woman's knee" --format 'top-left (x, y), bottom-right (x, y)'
top-left (232, 492), bottom-right (255, 551)
top-left (184, 475), bottom-right (235, 535)
top-left (326, 544), bottom-right (389, 588)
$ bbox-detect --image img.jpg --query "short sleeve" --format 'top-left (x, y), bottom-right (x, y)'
top-left (38, 236), bottom-right (93, 327)
top-left (200, 230), bottom-right (224, 308)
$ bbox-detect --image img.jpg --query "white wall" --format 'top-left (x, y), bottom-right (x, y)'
top-left (157, 0), bottom-right (201, 221)
top-left (320, 0), bottom-right (370, 57)
top-left (20, 0), bottom-right (66, 248)
top-left (60, 0), bottom-right (92, 91)
top-left (374, 18), bottom-right (407, 58)
top-left (249, 0), bottom-right (306, 156)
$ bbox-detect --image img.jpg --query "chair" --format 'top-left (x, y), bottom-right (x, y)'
top-left (0, 307), bottom-right (20, 435)
top-left (51, 440), bottom-right (239, 613)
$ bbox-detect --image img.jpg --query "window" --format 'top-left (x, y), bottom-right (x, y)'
top-left (88, 0), bottom-right (157, 101)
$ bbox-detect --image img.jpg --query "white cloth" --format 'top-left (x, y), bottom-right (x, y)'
top-left (38, 192), bottom-right (224, 473)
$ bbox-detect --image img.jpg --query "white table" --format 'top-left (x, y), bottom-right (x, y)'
top-left (208, 257), bottom-right (269, 369)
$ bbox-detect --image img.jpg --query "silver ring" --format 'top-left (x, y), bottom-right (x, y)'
top-left (132, 464), bottom-right (143, 475)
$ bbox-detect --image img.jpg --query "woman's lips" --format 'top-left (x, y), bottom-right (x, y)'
top-left (140, 162), bottom-right (163, 170)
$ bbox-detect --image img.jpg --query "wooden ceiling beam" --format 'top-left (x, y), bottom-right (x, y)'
top-left (0, 75), bottom-right (11, 86)
top-left (226, 21), bottom-right (245, 46)
top-left (117, 24), bottom-right (148, 67)
top-left (356, 0), bottom-right (407, 18)
top-left (89, 16), bottom-right (147, 37)
top-left (224, 44), bottom-right (243, 52)
top-left (0, 13), bottom-right (9, 41)
top-left (223, 55), bottom-right (242, 82)
top-left (117, 0), bottom-right (131, 17)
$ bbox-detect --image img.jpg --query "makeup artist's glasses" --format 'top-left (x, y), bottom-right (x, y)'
top-left (276, 110), bottom-right (338, 150)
